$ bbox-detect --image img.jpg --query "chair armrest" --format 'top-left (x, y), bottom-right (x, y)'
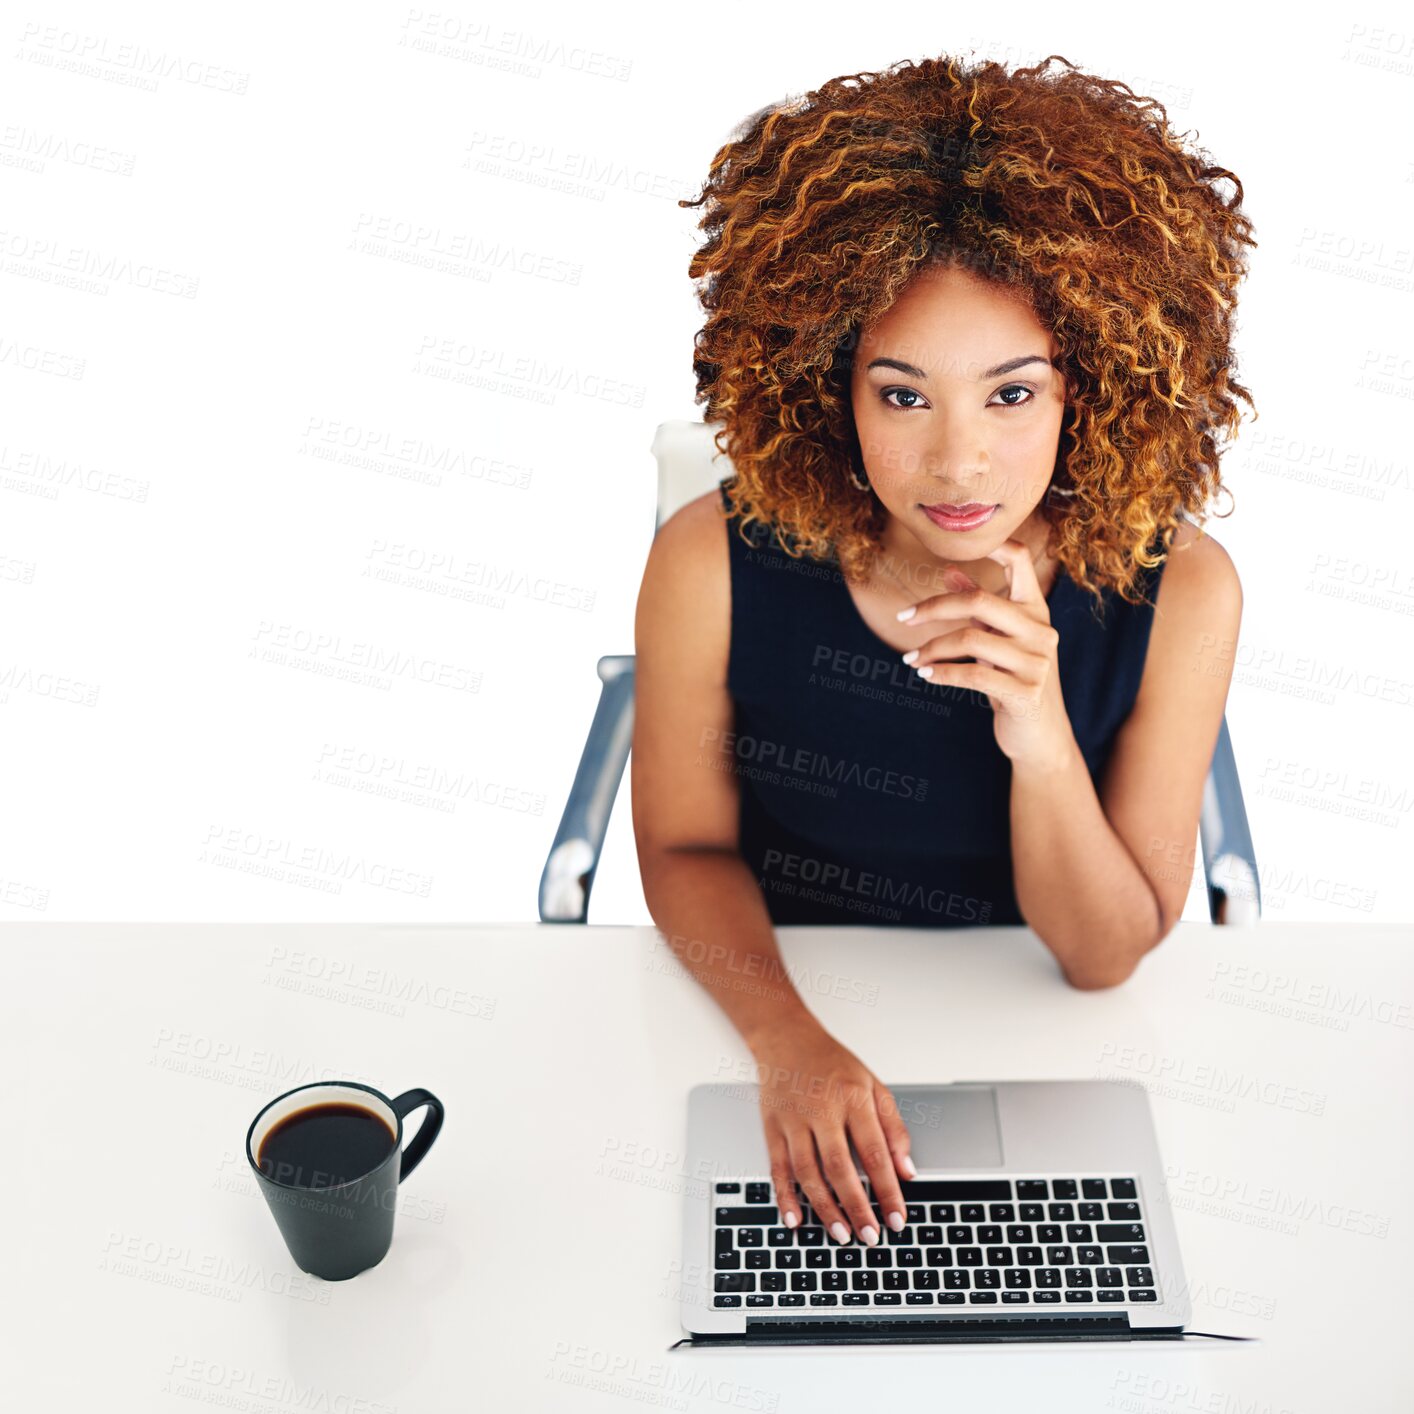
top-left (538, 655), bottom-right (636, 922)
top-left (1199, 715), bottom-right (1262, 925)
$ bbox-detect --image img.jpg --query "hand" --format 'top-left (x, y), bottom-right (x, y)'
top-left (749, 1016), bottom-right (915, 1246)
top-left (899, 539), bottom-right (1078, 772)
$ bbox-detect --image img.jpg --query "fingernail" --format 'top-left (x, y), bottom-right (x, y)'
top-left (831, 1221), bottom-right (851, 1244)
top-left (915, 666), bottom-right (933, 679)
top-left (888, 1210), bottom-right (906, 1232)
top-left (896, 605), bottom-right (916, 621)
top-left (902, 1155), bottom-right (918, 1178)
top-left (901, 649), bottom-right (919, 665)
top-left (861, 1225), bottom-right (879, 1246)
top-left (784, 1210), bottom-right (798, 1229)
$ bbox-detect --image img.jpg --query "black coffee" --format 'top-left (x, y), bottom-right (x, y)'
top-left (258, 1102), bottom-right (397, 1189)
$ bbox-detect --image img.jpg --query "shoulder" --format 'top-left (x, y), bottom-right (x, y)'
top-left (633, 489), bottom-right (732, 680)
top-left (1153, 521), bottom-right (1242, 625)
top-left (1140, 521), bottom-right (1242, 696)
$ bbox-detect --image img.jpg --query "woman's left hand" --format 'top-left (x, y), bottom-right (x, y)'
top-left (899, 539), bottom-right (1078, 773)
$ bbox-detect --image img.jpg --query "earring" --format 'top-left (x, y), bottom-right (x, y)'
top-left (848, 467), bottom-right (870, 492)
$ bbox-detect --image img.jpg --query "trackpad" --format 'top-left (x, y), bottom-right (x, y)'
top-left (891, 1084), bottom-right (1003, 1168)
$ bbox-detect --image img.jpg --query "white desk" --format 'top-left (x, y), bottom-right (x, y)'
top-left (5, 921), bottom-right (1411, 1411)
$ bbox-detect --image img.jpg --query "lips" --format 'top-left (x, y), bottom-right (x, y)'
top-left (925, 502), bottom-right (994, 514)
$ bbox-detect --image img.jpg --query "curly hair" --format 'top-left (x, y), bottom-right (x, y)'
top-left (681, 52), bottom-right (1257, 609)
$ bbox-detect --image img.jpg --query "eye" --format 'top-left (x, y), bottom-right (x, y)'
top-left (880, 387), bottom-right (928, 410)
top-left (989, 384), bottom-right (1035, 409)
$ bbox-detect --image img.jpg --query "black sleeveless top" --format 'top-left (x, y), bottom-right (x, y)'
top-left (720, 480), bottom-right (1167, 928)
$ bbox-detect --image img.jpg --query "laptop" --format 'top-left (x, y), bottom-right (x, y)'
top-left (674, 1078), bottom-right (1226, 1347)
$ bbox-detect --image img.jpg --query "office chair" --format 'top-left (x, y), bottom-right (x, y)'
top-left (539, 420), bottom-right (1262, 929)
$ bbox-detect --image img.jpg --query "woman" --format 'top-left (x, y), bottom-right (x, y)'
top-left (631, 54), bottom-right (1250, 1253)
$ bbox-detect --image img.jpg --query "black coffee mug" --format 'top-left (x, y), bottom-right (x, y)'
top-left (245, 1080), bottom-right (444, 1281)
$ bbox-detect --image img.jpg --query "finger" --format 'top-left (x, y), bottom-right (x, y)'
top-left (904, 584), bottom-right (1039, 638)
top-left (920, 659), bottom-right (1046, 712)
top-left (872, 1079), bottom-right (918, 1183)
top-left (846, 1100), bottom-right (909, 1235)
top-left (985, 537), bottom-right (1046, 604)
top-left (784, 1127), bottom-right (854, 1245)
top-left (763, 1124), bottom-right (802, 1229)
top-left (817, 1130), bottom-right (880, 1246)
top-left (910, 625), bottom-right (1037, 676)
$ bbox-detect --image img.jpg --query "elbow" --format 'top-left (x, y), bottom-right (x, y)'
top-left (1064, 965), bottom-right (1135, 992)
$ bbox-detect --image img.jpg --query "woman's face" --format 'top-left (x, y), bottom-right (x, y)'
top-left (849, 262), bottom-right (1068, 557)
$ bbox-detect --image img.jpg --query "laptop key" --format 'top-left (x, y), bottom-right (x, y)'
top-left (767, 1228), bottom-right (792, 1247)
top-left (1064, 1290), bottom-right (1095, 1302)
top-left (1079, 1202), bottom-right (1104, 1221)
top-left (1034, 1290), bottom-right (1061, 1303)
top-left (1129, 1289), bottom-right (1158, 1302)
top-left (761, 1272), bottom-right (787, 1291)
top-left (779, 1294), bottom-right (805, 1306)
top-left (822, 1271), bottom-right (847, 1290)
top-left (716, 1182), bottom-right (741, 1194)
top-left (790, 1271), bottom-right (817, 1291)
top-left (1108, 1201), bottom-right (1142, 1221)
top-left (1081, 1179), bottom-right (1108, 1199)
top-left (1035, 1268), bottom-right (1062, 1288)
top-left (1111, 1179), bottom-right (1137, 1199)
top-left (716, 1273), bottom-right (754, 1292)
top-left (913, 1269), bottom-right (941, 1289)
top-left (716, 1207), bottom-right (776, 1225)
top-left (1098, 1223), bottom-right (1146, 1241)
top-left (1016, 1180), bottom-right (1048, 1199)
top-left (1096, 1266), bottom-right (1123, 1287)
top-left (1001, 1291), bottom-right (1030, 1303)
top-left (810, 1293), bottom-right (838, 1305)
top-left (713, 1295), bottom-right (741, 1307)
top-left (930, 1204), bottom-right (956, 1222)
top-left (805, 1250), bottom-right (831, 1269)
top-left (1004, 1268), bottom-right (1031, 1287)
top-left (746, 1294), bottom-right (773, 1306)
top-left (1053, 1179), bottom-right (1078, 1199)
top-left (1098, 1290), bottom-right (1125, 1302)
top-left (746, 1183), bottom-right (771, 1203)
top-left (925, 1248), bottom-right (952, 1266)
top-left (1126, 1267), bottom-right (1155, 1286)
top-left (1066, 1224), bottom-right (1092, 1243)
top-left (1077, 1246), bottom-right (1104, 1265)
top-left (842, 1293), bottom-right (869, 1305)
top-left (1105, 1245), bottom-right (1150, 1264)
top-left (974, 1269), bottom-right (1000, 1288)
top-left (969, 1291), bottom-right (998, 1303)
top-left (944, 1269), bottom-right (970, 1289)
top-left (906, 1292), bottom-right (935, 1305)
top-left (737, 1228), bottom-right (762, 1247)
top-left (876, 1292), bottom-right (901, 1305)
top-left (884, 1270), bottom-right (909, 1290)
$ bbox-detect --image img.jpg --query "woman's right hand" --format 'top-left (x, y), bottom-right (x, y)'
top-left (750, 1016), bottom-right (917, 1247)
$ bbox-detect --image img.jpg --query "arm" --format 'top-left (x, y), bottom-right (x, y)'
top-left (630, 492), bottom-right (817, 1052)
top-left (1011, 527), bottom-right (1243, 988)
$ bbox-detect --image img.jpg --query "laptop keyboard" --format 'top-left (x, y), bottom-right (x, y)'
top-left (711, 1176), bottom-right (1159, 1309)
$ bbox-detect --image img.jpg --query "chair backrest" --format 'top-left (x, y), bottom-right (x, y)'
top-left (649, 420), bottom-right (735, 531)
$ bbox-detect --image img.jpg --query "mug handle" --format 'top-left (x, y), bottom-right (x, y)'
top-left (391, 1088), bottom-right (444, 1181)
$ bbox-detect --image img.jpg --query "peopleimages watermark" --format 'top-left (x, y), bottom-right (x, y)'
top-left (697, 727), bottom-right (928, 802)
top-left (760, 847), bottom-right (994, 924)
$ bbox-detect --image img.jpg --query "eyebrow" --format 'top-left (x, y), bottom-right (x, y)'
top-left (866, 354), bottom-right (1052, 380)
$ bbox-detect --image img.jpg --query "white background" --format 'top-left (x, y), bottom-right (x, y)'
top-left (4, 1), bottom-right (1413, 924)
